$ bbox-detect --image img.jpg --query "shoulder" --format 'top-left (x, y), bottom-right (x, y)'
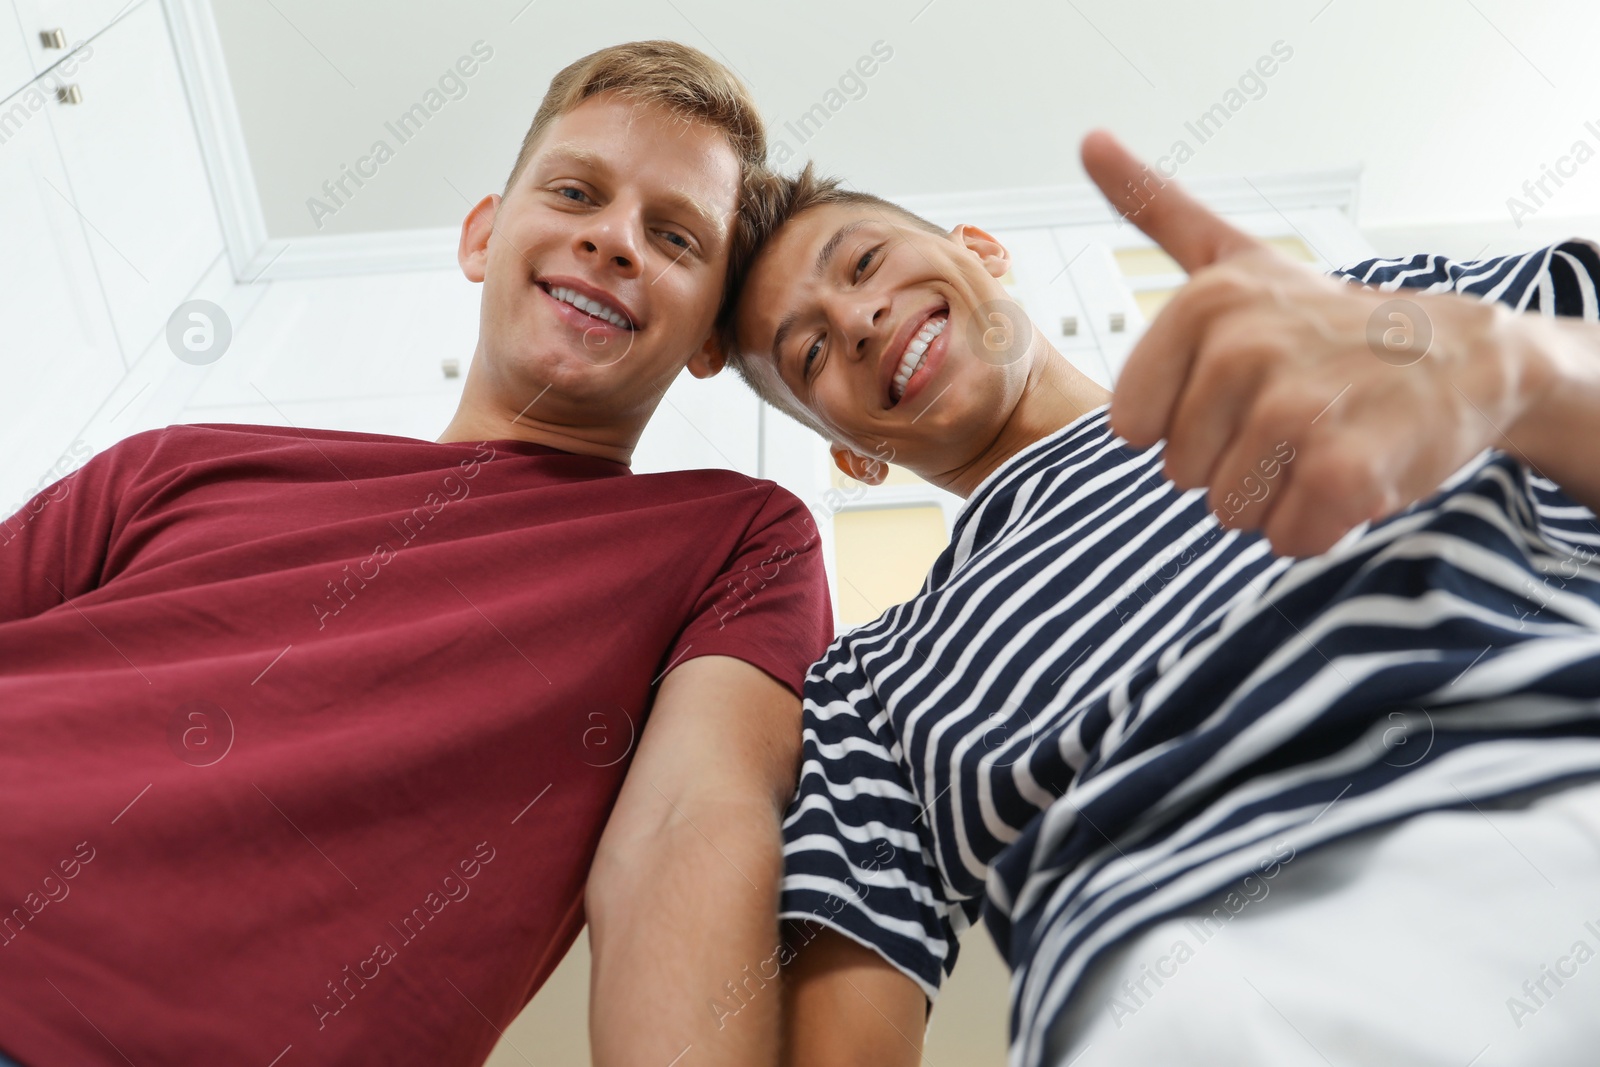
top-left (644, 470), bottom-right (818, 536)
top-left (1329, 239), bottom-right (1600, 317)
top-left (638, 468), bottom-right (793, 502)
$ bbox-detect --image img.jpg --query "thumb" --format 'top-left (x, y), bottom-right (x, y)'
top-left (1080, 129), bottom-right (1259, 273)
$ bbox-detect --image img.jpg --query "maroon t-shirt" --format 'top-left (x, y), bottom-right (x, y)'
top-left (0, 423), bottom-right (832, 1066)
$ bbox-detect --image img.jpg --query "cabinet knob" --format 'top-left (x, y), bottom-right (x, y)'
top-left (1060, 315), bottom-right (1078, 337)
top-left (56, 83), bottom-right (82, 105)
top-left (441, 358), bottom-right (460, 379)
top-left (40, 27), bottom-right (67, 49)
top-left (1109, 312), bottom-right (1126, 333)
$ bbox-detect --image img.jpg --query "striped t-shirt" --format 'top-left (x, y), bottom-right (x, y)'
top-left (778, 239), bottom-right (1600, 1065)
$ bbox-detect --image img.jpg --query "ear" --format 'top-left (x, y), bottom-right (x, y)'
top-left (950, 223), bottom-right (1011, 279)
top-left (685, 331), bottom-right (727, 380)
top-left (458, 193), bottom-right (500, 283)
top-left (831, 444), bottom-right (888, 486)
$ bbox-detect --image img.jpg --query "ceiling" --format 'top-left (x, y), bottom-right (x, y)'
top-left (209, 0), bottom-right (1600, 257)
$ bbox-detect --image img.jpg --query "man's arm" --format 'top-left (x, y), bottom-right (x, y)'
top-left (1078, 129), bottom-right (1600, 555)
top-left (779, 926), bottom-right (925, 1067)
top-left (586, 654), bottom-right (800, 1066)
top-left (1499, 310), bottom-right (1600, 514)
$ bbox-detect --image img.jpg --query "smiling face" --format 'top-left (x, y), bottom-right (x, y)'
top-left (453, 91), bottom-right (742, 455)
top-left (733, 202), bottom-right (1044, 486)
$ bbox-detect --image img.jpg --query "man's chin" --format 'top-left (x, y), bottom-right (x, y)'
top-left (502, 339), bottom-right (639, 384)
top-left (497, 345), bottom-right (682, 410)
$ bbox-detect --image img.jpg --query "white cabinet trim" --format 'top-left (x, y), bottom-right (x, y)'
top-left (162, 0), bottom-right (267, 279)
top-left (894, 167), bottom-right (1363, 232)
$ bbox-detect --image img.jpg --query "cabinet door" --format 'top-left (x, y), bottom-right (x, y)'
top-left (10, 0), bottom-right (134, 78)
top-left (0, 99), bottom-right (123, 512)
top-left (46, 0), bottom-right (222, 363)
top-left (0, 2), bottom-right (33, 101)
top-left (632, 368), bottom-right (760, 477)
top-left (991, 227), bottom-right (1114, 388)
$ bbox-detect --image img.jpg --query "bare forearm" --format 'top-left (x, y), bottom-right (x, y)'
top-left (589, 800), bottom-right (785, 1067)
top-left (781, 927), bottom-right (925, 1067)
top-left (1503, 312), bottom-right (1600, 515)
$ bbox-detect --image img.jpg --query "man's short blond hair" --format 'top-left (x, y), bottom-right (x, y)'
top-left (504, 40), bottom-right (767, 195)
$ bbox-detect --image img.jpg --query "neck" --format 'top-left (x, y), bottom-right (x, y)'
top-left (935, 344), bottom-right (1113, 498)
top-left (435, 345), bottom-right (652, 465)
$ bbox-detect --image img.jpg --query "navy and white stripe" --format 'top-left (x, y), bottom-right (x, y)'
top-left (778, 239), bottom-right (1600, 1065)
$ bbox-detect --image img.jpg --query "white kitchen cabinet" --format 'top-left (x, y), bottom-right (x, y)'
top-left (632, 368), bottom-right (760, 477)
top-left (1051, 206), bottom-right (1376, 382)
top-left (0, 2), bottom-right (31, 101)
top-left (182, 269), bottom-right (481, 410)
top-left (0, 95), bottom-right (123, 512)
top-left (45, 0), bottom-right (222, 363)
top-left (10, 0), bottom-right (132, 81)
top-left (991, 227), bottom-right (1113, 388)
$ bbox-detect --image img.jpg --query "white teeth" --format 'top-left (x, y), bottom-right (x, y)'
top-left (890, 313), bottom-right (947, 403)
top-left (548, 285), bottom-right (631, 330)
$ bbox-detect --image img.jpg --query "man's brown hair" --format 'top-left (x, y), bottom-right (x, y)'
top-left (717, 163), bottom-right (945, 438)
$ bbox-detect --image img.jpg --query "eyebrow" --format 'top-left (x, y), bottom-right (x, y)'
top-left (771, 220), bottom-right (871, 367)
top-left (814, 220), bottom-right (868, 277)
top-left (538, 141), bottom-right (728, 244)
top-left (662, 184), bottom-right (728, 243)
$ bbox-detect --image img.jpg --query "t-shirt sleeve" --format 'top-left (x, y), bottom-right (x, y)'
top-left (778, 663), bottom-right (973, 1003)
top-left (0, 432), bottom-right (153, 624)
top-left (668, 483), bottom-right (833, 698)
top-left (1329, 237), bottom-right (1600, 317)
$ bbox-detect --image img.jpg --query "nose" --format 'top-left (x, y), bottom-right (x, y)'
top-left (832, 290), bottom-right (891, 363)
top-left (573, 201), bottom-right (644, 279)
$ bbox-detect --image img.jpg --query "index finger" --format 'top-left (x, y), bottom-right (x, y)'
top-left (1079, 129), bottom-right (1260, 273)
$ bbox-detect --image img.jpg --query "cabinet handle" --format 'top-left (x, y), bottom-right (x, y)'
top-left (1109, 312), bottom-right (1126, 333)
top-left (1060, 315), bottom-right (1078, 337)
top-left (40, 27), bottom-right (67, 49)
top-left (56, 83), bottom-right (82, 105)
top-left (441, 358), bottom-right (460, 379)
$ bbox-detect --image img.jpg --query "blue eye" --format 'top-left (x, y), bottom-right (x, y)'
top-left (661, 231), bottom-right (690, 250)
top-left (558, 187), bottom-right (590, 203)
top-left (854, 247), bottom-right (879, 280)
top-left (803, 338), bottom-right (823, 377)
